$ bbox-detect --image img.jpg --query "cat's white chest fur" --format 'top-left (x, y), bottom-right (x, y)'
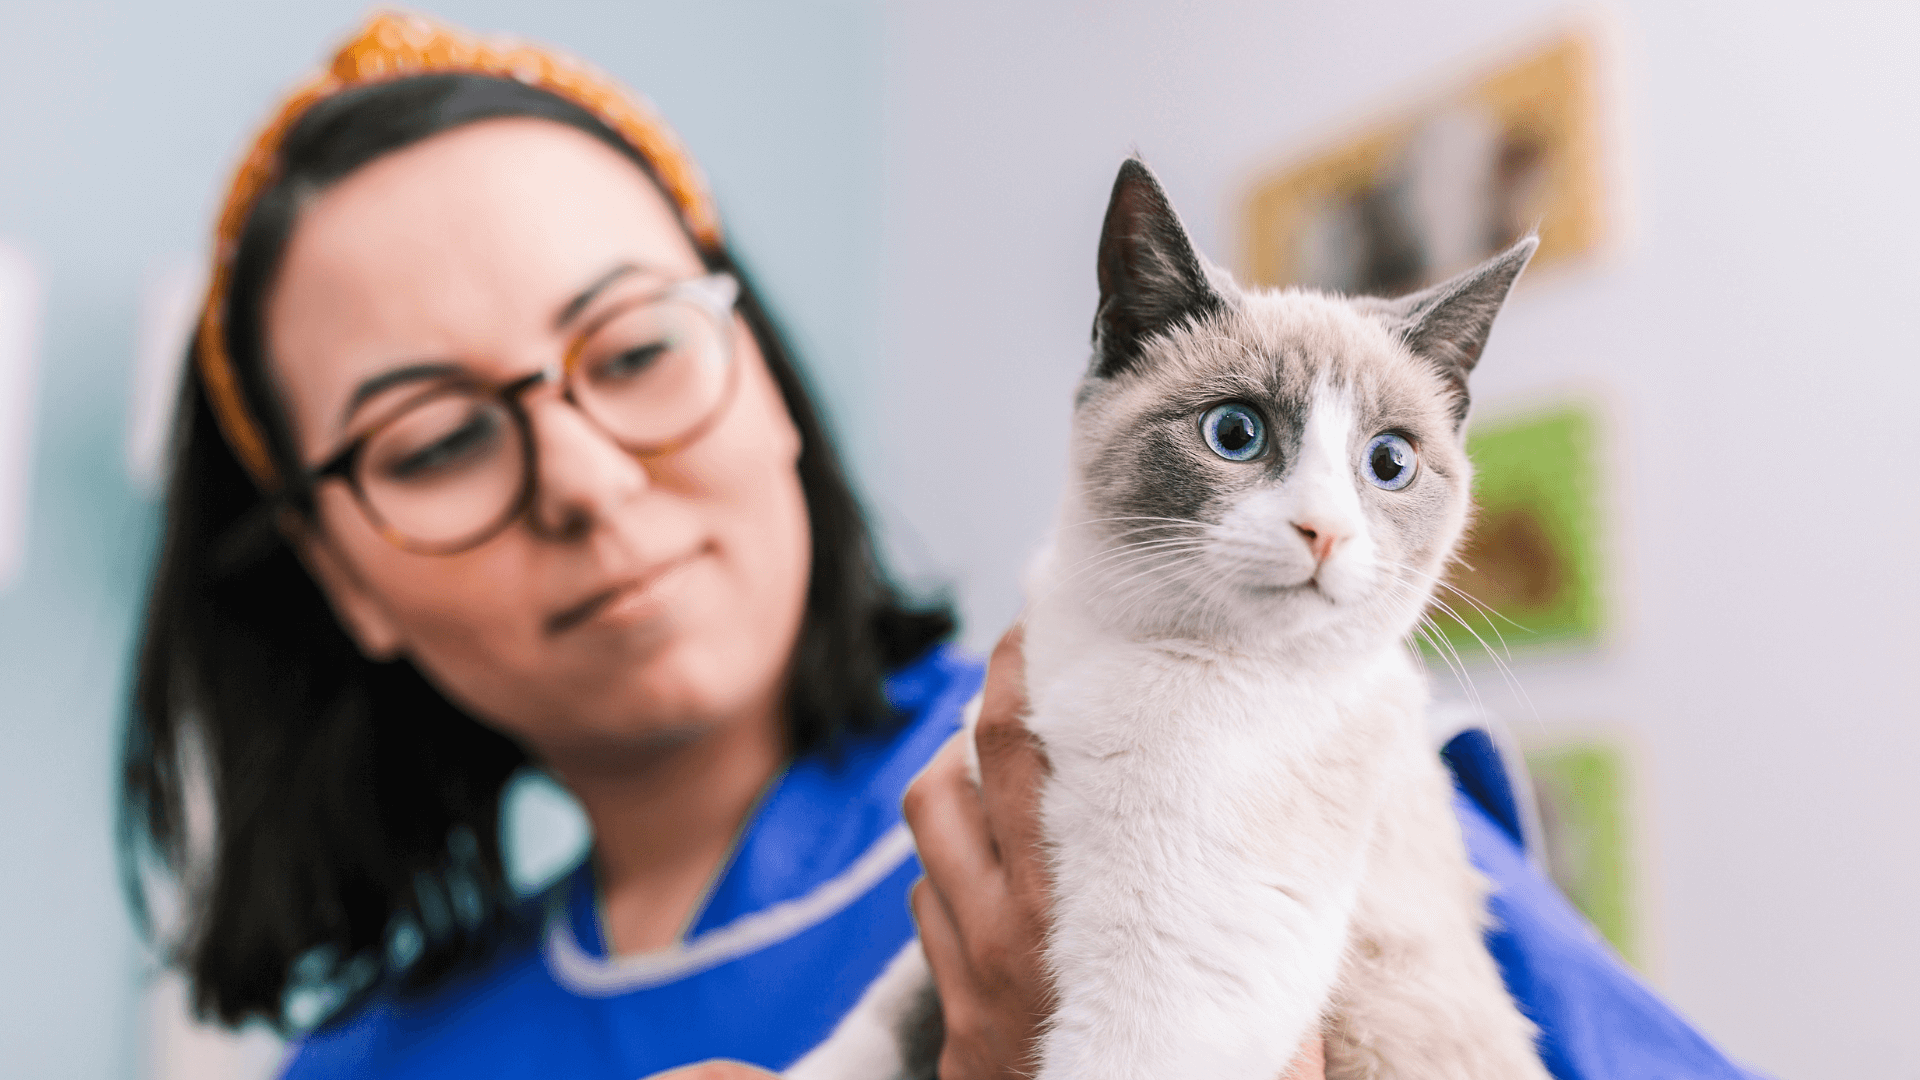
top-left (1014, 583), bottom-right (1428, 1079)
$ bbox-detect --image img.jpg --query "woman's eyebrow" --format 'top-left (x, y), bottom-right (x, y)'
top-left (337, 262), bottom-right (665, 427)
top-left (554, 261), bottom-right (653, 330)
top-left (341, 361), bottom-right (469, 427)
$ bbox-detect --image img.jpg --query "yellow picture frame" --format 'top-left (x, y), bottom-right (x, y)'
top-left (1241, 29), bottom-right (1608, 295)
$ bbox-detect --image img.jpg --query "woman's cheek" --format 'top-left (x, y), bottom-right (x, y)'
top-left (696, 418), bottom-right (811, 699)
top-left (698, 452), bottom-right (810, 670)
top-left (395, 571), bottom-right (547, 704)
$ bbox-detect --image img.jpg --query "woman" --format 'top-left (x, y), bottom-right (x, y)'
top-left (123, 13), bottom-right (1061, 1078)
top-left (120, 13), bottom-right (1755, 1080)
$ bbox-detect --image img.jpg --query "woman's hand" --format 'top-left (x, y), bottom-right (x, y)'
top-left (646, 1064), bottom-right (777, 1080)
top-left (643, 1046), bottom-right (1323, 1080)
top-left (643, 1048), bottom-right (1325, 1080)
top-left (903, 626), bottom-right (1053, 1080)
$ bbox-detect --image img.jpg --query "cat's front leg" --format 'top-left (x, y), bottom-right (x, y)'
top-left (1035, 857), bottom-right (1357, 1080)
top-left (1324, 750), bottom-right (1551, 1080)
top-left (1030, 755), bottom-right (1380, 1080)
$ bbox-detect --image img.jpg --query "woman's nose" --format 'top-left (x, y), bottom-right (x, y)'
top-left (522, 396), bottom-right (649, 542)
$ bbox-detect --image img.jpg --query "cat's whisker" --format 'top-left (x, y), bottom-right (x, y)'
top-left (1414, 592), bottom-right (1531, 716)
top-left (1084, 527), bottom-right (1209, 553)
top-left (1044, 515), bottom-right (1211, 545)
top-left (1097, 549), bottom-right (1214, 629)
top-left (1031, 537), bottom-right (1213, 607)
top-left (1061, 514), bottom-right (1211, 530)
top-left (1429, 553), bottom-right (1541, 639)
top-left (1025, 517), bottom-right (1212, 605)
top-left (1434, 578), bottom-right (1532, 638)
top-left (1061, 540), bottom-right (1214, 590)
top-left (1372, 570), bottom-right (1501, 683)
top-left (1370, 572), bottom-right (1486, 712)
top-left (1056, 527), bottom-right (1210, 567)
top-left (1028, 542), bottom-right (1216, 624)
top-left (1073, 522), bottom-right (1208, 545)
top-left (1111, 559), bottom-right (1215, 632)
top-left (1059, 529), bottom-right (1212, 570)
top-left (1413, 619), bottom-right (1477, 708)
top-left (1417, 612), bottom-right (1484, 713)
top-left (1384, 573), bottom-right (1532, 720)
top-left (1378, 556), bottom-right (1533, 645)
top-left (1374, 558), bottom-right (1534, 717)
top-left (1088, 548), bottom-right (1211, 613)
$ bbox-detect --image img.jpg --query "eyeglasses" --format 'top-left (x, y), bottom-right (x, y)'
top-left (307, 273), bottom-right (740, 555)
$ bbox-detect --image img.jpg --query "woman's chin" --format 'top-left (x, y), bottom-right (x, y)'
top-left (574, 645), bottom-right (769, 742)
top-left (466, 557), bottom-right (795, 765)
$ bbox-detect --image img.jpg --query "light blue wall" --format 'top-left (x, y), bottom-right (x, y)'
top-left (0, 3), bottom-right (881, 1076)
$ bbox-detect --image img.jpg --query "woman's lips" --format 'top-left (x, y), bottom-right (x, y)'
top-left (546, 547), bottom-right (707, 636)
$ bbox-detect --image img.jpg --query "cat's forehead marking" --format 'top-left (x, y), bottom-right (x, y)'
top-left (1215, 289), bottom-right (1467, 441)
top-left (1078, 283), bottom-right (1469, 481)
top-left (1234, 291), bottom-right (1407, 385)
top-left (1300, 378), bottom-right (1357, 462)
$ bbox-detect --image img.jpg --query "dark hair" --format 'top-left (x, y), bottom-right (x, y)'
top-left (119, 74), bottom-right (952, 1032)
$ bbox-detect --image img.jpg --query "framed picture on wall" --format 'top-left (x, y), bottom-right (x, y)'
top-left (1523, 729), bottom-right (1646, 971)
top-left (1430, 401), bottom-right (1607, 660)
top-left (0, 239), bottom-right (39, 591)
top-left (1240, 28), bottom-right (1610, 297)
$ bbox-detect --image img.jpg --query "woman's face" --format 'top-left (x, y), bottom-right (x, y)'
top-left (267, 118), bottom-right (811, 766)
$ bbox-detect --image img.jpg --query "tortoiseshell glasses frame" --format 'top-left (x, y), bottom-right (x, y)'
top-left (306, 273), bottom-right (740, 556)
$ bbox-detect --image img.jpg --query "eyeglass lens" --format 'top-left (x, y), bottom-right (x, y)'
top-left (351, 289), bottom-right (732, 552)
top-left (570, 291), bottom-right (731, 445)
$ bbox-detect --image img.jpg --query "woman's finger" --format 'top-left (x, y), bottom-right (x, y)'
top-left (909, 877), bottom-right (978, 1030)
top-left (1282, 1036), bottom-right (1326, 1079)
top-left (971, 625), bottom-right (1051, 903)
top-left (645, 1061), bottom-right (778, 1080)
top-left (909, 877), bottom-right (964, 976)
top-left (902, 736), bottom-right (1003, 927)
top-left (914, 875), bottom-right (1040, 1080)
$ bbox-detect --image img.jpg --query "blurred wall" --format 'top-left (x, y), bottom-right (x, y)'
top-left (0, 2), bottom-right (881, 1077)
top-left (876, 2), bottom-right (1919, 1077)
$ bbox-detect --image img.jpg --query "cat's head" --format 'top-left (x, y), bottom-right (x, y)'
top-left (1060, 158), bottom-right (1533, 654)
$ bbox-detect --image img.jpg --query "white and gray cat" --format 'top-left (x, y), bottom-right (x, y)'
top-left (790, 159), bottom-right (1547, 1080)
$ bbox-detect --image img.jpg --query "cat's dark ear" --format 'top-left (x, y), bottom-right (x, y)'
top-left (1380, 236), bottom-right (1537, 425)
top-left (1092, 158), bottom-right (1223, 379)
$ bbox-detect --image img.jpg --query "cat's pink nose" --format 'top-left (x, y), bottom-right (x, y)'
top-left (1293, 521), bottom-right (1344, 563)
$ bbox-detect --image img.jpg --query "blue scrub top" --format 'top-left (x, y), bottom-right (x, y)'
top-left (283, 645), bottom-right (1766, 1080)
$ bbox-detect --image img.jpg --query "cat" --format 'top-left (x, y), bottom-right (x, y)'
top-left (788, 158), bottom-right (1548, 1080)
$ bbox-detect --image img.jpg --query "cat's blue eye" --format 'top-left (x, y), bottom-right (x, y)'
top-left (1364, 432), bottom-right (1417, 490)
top-left (1201, 403), bottom-right (1267, 462)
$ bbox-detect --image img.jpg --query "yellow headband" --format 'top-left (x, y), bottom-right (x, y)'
top-left (196, 10), bottom-right (724, 491)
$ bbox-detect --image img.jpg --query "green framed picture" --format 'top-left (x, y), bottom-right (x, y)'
top-left (1423, 402), bottom-right (1604, 659)
top-left (1524, 738), bottom-right (1639, 968)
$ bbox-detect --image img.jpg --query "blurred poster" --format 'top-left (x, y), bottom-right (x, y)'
top-left (130, 261), bottom-right (205, 489)
top-left (1440, 402), bottom-right (1606, 656)
top-left (1524, 733), bottom-right (1642, 970)
top-left (1242, 29), bottom-right (1608, 295)
top-left (0, 240), bottom-right (40, 591)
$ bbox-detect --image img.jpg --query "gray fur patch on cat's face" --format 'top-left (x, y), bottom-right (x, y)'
top-left (1068, 288), bottom-right (1473, 647)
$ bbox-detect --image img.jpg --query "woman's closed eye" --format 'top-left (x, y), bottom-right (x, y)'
top-left (586, 339), bottom-right (670, 387)
top-left (379, 406), bottom-right (508, 482)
